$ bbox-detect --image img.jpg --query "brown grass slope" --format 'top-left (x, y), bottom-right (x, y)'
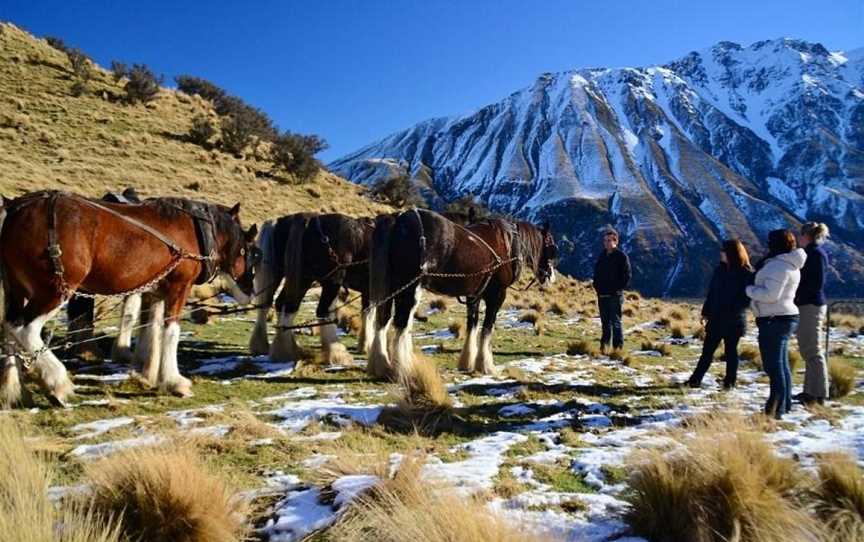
top-left (0, 22), bottom-right (391, 223)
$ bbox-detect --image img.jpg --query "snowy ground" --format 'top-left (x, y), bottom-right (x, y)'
top-left (12, 297), bottom-right (864, 542)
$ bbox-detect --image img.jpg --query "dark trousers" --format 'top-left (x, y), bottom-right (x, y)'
top-left (598, 293), bottom-right (624, 349)
top-left (688, 320), bottom-right (742, 387)
top-left (757, 316), bottom-right (799, 419)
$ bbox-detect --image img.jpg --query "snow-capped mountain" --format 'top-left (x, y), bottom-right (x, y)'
top-left (330, 39), bottom-right (864, 296)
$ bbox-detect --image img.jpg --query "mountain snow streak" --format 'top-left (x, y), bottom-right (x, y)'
top-left (331, 39), bottom-right (864, 296)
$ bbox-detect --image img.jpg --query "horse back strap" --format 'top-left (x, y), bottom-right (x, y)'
top-left (46, 192), bottom-right (66, 290)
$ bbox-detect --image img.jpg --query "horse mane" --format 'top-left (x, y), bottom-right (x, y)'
top-left (516, 221), bottom-right (543, 273)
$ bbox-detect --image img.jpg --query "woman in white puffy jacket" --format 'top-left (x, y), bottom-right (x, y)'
top-left (746, 229), bottom-right (807, 419)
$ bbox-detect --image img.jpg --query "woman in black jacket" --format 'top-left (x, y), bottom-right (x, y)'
top-left (686, 240), bottom-right (754, 389)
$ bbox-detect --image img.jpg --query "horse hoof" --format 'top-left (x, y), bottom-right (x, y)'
top-left (165, 377), bottom-right (194, 398)
top-left (324, 344), bottom-right (353, 365)
top-left (47, 394), bottom-right (68, 408)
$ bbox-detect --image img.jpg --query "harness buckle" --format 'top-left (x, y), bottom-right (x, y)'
top-left (47, 245), bottom-right (62, 259)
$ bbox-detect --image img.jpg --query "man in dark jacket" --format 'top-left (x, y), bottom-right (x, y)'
top-left (593, 228), bottom-right (631, 353)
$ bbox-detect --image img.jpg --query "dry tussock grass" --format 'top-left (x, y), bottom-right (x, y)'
top-left (329, 454), bottom-right (553, 542)
top-left (85, 445), bottom-right (247, 542)
top-left (625, 414), bottom-right (820, 542)
top-left (670, 325), bottom-right (686, 339)
top-left (448, 320), bottom-right (463, 339)
top-left (381, 357), bottom-right (454, 434)
top-left (0, 23), bottom-right (392, 223)
top-left (829, 358), bottom-right (857, 399)
top-left (812, 453), bottom-right (864, 542)
top-left (641, 341), bottom-right (672, 357)
top-left (519, 310), bottom-right (542, 325)
top-left (567, 339), bottom-right (598, 357)
top-left (0, 422), bottom-right (121, 542)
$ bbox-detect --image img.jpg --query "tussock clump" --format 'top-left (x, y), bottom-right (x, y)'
top-left (788, 350), bottom-right (802, 373)
top-left (829, 358), bottom-right (857, 399)
top-left (429, 298), bottom-right (449, 312)
top-left (330, 454), bottom-right (551, 542)
top-left (567, 339), bottom-right (598, 358)
top-left (0, 423), bottom-right (121, 542)
top-left (396, 359), bottom-right (452, 411)
top-left (447, 321), bottom-right (463, 339)
top-left (671, 325), bottom-right (686, 339)
top-left (85, 445), bottom-right (247, 542)
top-left (656, 316), bottom-right (672, 328)
top-left (812, 453), bottom-right (864, 541)
top-left (624, 414), bottom-right (818, 542)
top-left (693, 326), bottom-right (706, 341)
top-left (626, 292), bottom-right (642, 301)
top-left (669, 309), bottom-right (686, 321)
top-left (548, 301), bottom-right (568, 316)
top-left (622, 307), bottom-right (636, 318)
top-left (641, 341), bottom-right (672, 357)
top-left (608, 349), bottom-right (631, 365)
top-left (519, 310), bottom-right (541, 325)
top-left (529, 301), bottom-right (546, 313)
top-left (381, 358), bottom-right (454, 433)
top-left (739, 346), bottom-right (761, 364)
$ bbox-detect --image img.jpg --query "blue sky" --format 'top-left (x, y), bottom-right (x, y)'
top-left (3, 1), bottom-right (862, 161)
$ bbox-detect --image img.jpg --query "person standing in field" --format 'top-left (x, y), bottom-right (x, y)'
top-left (686, 240), bottom-right (754, 389)
top-left (746, 229), bottom-right (806, 420)
top-left (593, 228), bottom-right (631, 354)
top-left (794, 222), bottom-right (831, 406)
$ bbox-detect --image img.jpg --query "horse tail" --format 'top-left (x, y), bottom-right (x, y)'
top-left (281, 213), bottom-right (311, 305)
top-left (370, 213), bottom-right (396, 305)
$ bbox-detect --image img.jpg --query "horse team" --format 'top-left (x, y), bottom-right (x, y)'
top-left (0, 190), bottom-right (559, 409)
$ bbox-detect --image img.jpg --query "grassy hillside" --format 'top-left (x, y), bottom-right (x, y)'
top-left (0, 22), bottom-right (391, 223)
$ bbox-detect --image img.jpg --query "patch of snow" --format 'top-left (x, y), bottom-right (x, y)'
top-left (71, 416), bottom-right (135, 440)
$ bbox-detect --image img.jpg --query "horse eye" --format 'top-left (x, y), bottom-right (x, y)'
top-left (240, 248), bottom-right (246, 256)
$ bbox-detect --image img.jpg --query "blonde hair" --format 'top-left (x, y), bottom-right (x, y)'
top-left (801, 222), bottom-right (830, 244)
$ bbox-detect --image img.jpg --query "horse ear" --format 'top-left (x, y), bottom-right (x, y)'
top-left (246, 224), bottom-right (258, 240)
top-left (229, 203), bottom-right (241, 217)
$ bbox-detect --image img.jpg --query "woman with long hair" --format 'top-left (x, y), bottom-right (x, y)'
top-left (686, 240), bottom-right (754, 389)
top-left (747, 229), bottom-right (807, 419)
top-left (794, 222), bottom-right (831, 405)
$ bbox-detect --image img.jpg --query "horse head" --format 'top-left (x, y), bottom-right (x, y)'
top-left (216, 203), bottom-right (260, 304)
top-left (536, 221), bottom-right (559, 285)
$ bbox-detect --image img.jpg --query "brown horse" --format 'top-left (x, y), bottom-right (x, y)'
top-left (0, 191), bottom-right (258, 407)
top-left (251, 213), bottom-right (374, 363)
top-left (367, 208), bottom-right (558, 379)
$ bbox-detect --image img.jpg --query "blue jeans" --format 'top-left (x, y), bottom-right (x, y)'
top-left (598, 293), bottom-right (624, 349)
top-left (757, 316), bottom-right (799, 418)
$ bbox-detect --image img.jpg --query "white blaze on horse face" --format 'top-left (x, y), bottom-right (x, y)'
top-left (159, 321), bottom-right (192, 397)
top-left (8, 308), bottom-right (73, 403)
top-left (113, 294), bottom-right (141, 357)
top-left (269, 310), bottom-right (299, 362)
top-left (458, 323), bottom-right (480, 372)
top-left (476, 328), bottom-right (496, 375)
top-left (219, 271), bottom-right (252, 305)
top-left (137, 299), bottom-right (164, 387)
top-left (391, 286), bottom-right (422, 376)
